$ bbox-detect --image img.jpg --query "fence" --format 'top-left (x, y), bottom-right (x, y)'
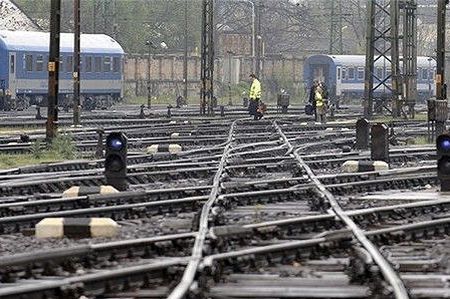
top-left (123, 54), bottom-right (306, 104)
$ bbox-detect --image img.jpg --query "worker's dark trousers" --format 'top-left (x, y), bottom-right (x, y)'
top-left (249, 98), bottom-right (259, 119)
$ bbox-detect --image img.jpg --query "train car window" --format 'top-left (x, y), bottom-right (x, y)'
top-left (342, 68), bottom-right (347, 80)
top-left (348, 67), bottom-right (355, 80)
top-left (25, 54), bottom-right (33, 71)
top-left (113, 57), bottom-right (121, 72)
top-left (66, 56), bottom-right (73, 72)
top-left (94, 57), bottom-right (102, 72)
top-left (337, 68), bottom-right (341, 80)
top-left (9, 55), bottom-right (14, 74)
top-left (36, 55), bottom-right (44, 71)
top-left (59, 56), bottom-right (64, 72)
top-left (85, 56), bottom-right (92, 72)
top-left (422, 68), bottom-right (428, 80)
top-left (103, 57), bottom-right (111, 72)
top-left (357, 67), bottom-right (364, 80)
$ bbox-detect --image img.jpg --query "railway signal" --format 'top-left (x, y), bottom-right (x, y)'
top-left (355, 118), bottom-right (370, 150)
top-left (437, 133), bottom-right (450, 191)
top-left (105, 132), bottom-right (128, 191)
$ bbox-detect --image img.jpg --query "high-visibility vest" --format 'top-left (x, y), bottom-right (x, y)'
top-left (315, 91), bottom-right (324, 107)
top-left (249, 79), bottom-right (262, 99)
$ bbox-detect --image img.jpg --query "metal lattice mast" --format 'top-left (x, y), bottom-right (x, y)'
top-left (390, 0), bottom-right (402, 117)
top-left (364, 0), bottom-right (418, 118)
top-left (402, 0), bottom-right (417, 117)
top-left (200, 0), bottom-right (215, 115)
top-left (329, 0), bottom-right (343, 54)
top-left (364, 0), bottom-right (399, 118)
top-left (364, 0), bottom-right (395, 118)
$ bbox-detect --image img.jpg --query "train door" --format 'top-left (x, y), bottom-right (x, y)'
top-left (336, 66), bottom-right (342, 96)
top-left (8, 52), bottom-right (16, 99)
top-left (312, 64), bottom-right (329, 84)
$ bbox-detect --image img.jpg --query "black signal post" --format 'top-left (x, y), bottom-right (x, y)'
top-left (105, 132), bottom-right (128, 191)
top-left (437, 133), bottom-right (450, 191)
top-left (73, 0), bottom-right (81, 126)
top-left (356, 118), bottom-right (370, 150)
top-left (46, 0), bottom-right (61, 141)
top-left (371, 123), bottom-right (389, 162)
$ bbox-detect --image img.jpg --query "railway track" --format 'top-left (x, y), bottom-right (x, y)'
top-left (0, 112), bottom-right (447, 299)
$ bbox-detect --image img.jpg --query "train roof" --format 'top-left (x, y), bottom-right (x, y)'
top-left (305, 54), bottom-right (435, 68)
top-left (0, 30), bottom-right (124, 54)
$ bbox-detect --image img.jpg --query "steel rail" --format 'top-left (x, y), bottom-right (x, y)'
top-left (0, 232), bottom-right (196, 268)
top-left (2, 207), bottom-right (447, 297)
top-left (0, 185), bottom-right (210, 209)
top-left (273, 120), bottom-right (410, 299)
top-left (0, 257), bottom-right (190, 298)
top-left (214, 197), bottom-right (450, 237)
top-left (202, 217), bottom-right (450, 265)
top-left (0, 195), bottom-right (208, 226)
top-left (167, 119), bottom-right (238, 299)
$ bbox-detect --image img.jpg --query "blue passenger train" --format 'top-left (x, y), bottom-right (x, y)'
top-left (0, 30), bottom-right (124, 110)
top-left (303, 54), bottom-right (436, 102)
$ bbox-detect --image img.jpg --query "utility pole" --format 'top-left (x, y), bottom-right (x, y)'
top-left (102, 0), bottom-right (107, 34)
top-left (254, 0), bottom-right (262, 79)
top-left (112, 0), bottom-right (118, 39)
top-left (92, 0), bottom-right (115, 35)
top-left (200, 0), bottom-right (215, 115)
top-left (73, 0), bottom-right (81, 126)
top-left (146, 41), bottom-right (152, 109)
top-left (227, 50), bottom-right (233, 106)
top-left (46, 0), bottom-right (61, 141)
top-left (436, 0), bottom-right (447, 102)
top-left (183, 0), bottom-right (188, 103)
top-left (93, 0), bottom-right (98, 33)
top-left (435, 0), bottom-right (448, 135)
top-left (363, 0), bottom-right (376, 119)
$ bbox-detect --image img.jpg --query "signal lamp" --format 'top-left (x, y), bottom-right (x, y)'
top-left (105, 132), bottom-right (128, 191)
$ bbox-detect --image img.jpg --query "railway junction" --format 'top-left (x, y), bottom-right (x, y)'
top-left (0, 0), bottom-right (449, 299)
top-left (0, 104), bottom-right (449, 299)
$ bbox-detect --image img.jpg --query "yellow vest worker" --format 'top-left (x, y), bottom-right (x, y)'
top-left (249, 77), bottom-right (262, 100)
top-left (315, 90), bottom-right (324, 107)
top-left (248, 73), bottom-right (262, 119)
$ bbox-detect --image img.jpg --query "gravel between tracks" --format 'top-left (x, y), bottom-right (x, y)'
top-left (0, 212), bottom-right (195, 257)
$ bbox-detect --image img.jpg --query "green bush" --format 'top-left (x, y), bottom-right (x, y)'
top-left (50, 133), bottom-right (76, 160)
top-left (30, 139), bottom-right (44, 159)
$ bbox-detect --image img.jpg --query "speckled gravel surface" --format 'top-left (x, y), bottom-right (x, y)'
top-left (0, 212), bottom-right (195, 257)
top-left (223, 201), bottom-right (322, 226)
top-left (338, 184), bottom-right (436, 210)
top-left (132, 179), bottom-right (211, 190)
